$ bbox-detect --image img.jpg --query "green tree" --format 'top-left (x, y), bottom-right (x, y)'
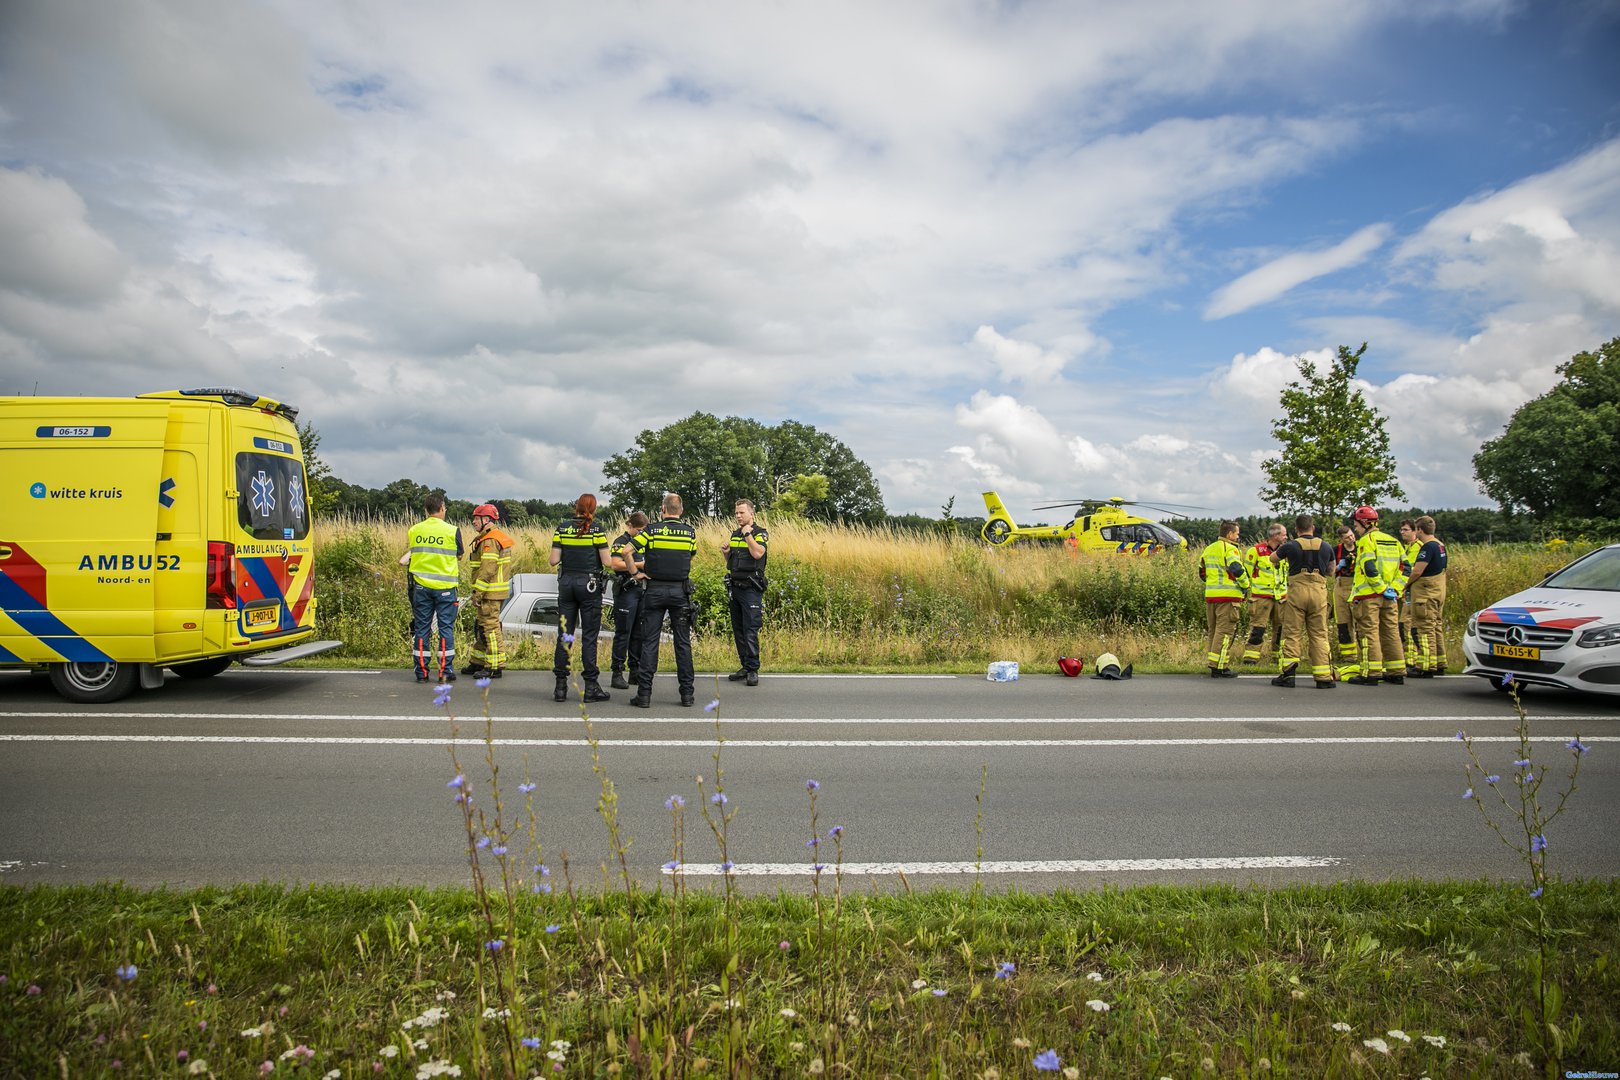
top-left (296, 422), bottom-right (339, 516)
top-left (1474, 337), bottom-right (1620, 521)
top-left (1258, 343), bottom-right (1404, 522)
top-left (602, 414), bottom-right (885, 522)
top-left (772, 474), bottom-right (830, 519)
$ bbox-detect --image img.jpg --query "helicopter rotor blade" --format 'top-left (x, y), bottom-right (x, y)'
top-left (1030, 497), bottom-right (1212, 514)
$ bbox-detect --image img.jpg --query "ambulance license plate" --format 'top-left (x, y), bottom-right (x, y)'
top-left (246, 606), bottom-right (278, 630)
top-left (1491, 643), bottom-right (1539, 660)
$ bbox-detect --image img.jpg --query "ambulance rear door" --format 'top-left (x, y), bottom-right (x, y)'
top-left (225, 414), bottom-right (316, 648)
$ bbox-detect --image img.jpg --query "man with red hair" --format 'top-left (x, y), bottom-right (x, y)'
top-left (549, 493), bottom-right (615, 703)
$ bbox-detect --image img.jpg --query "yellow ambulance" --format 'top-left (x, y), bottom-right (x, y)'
top-left (0, 388), bottom-right (340, 702)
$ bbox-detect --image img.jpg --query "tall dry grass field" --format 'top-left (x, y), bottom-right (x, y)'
top-left (311, 515), bottom-right (1589, 672)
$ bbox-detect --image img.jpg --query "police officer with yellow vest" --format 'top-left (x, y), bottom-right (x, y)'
top-left (1199, 520), bottom-right (1250, 677)
top-left (400, 493), bottom-right (463, 683)
top-left (629, 493), bottom-right (700, 709)
top-left (1348, 505), bottom-right (1407, 685)
top-left (462, 503), bottom-right (513, 679)
top-left (1241, 523), bottom-right (1288, 665)
top-left (549, 493), bottom-right (615, 703)
top-left (1269, 514), bottom-right (1336, 689)
top-left (723, 498), bottom-right (768, 686)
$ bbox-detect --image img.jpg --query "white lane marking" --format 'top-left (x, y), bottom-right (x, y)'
top-left (0, 712), bottom-right (1594, 725)
top-left (670, 856), bottom-right (1341, 876)
top-left (220, 669), bottom-right (381, 675)
top-left (0, 734), bottom-right (1611, 748)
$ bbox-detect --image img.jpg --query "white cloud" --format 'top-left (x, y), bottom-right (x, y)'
top-left (0, 168), bottom-right (126, 304)
top-left (1205, 224), bottom-right (1391, 319)
top-left (970, 326), bottom-right (1072, 384)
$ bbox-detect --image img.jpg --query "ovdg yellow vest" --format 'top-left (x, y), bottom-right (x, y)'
top-left (407, 517), bottom-right (460, 590)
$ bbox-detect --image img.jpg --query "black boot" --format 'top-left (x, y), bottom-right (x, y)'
top-left (1270, 664), bottom-right (1297, 688)
top-left (610, 672), bottom-right (630, 690)
top-left (553, 676), bottom-right (568, 702)
top-left (1314, 679), bottom-right (1337, 689)
top-left (1215, 668), bottom-right (1239, 679)
top-left (583, 681), bottom-right (611, 704)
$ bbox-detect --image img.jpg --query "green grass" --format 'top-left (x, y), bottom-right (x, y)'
top-left (3, 880), bottom-right (1615, 1077)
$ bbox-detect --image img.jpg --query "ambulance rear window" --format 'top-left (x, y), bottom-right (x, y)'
top-left (236, 453), bottom-right (311, 540)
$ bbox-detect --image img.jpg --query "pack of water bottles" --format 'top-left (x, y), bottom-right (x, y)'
top-left (985, 660), bottom-right (1020, 682)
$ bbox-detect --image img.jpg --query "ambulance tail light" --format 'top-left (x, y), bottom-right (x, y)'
top-left (206, 541), bottom-right (237, 609)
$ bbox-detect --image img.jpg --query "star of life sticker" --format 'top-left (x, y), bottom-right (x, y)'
top-left (250, 470), bottom-right (277, 518)
top-left (287, 474), bottom-right (305, 521)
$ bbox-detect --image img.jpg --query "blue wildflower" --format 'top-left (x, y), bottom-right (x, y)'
top-left (521, 1037), bottom-right (540, 1049)
top-left (1514, 758), bottom-right (1530, 767)
top-left (1524, 772), bottom-right (1534, 782)
top-left (806, 779), bottom-right (820, 792)
top-left (720, 861), bottom-right (735, 873)
top-left (1531, 834), bottom-right (1547, 853)
top-left (711, 793), bottom-right (727, 806)
top-left (545, 924), bottom-right (561, 934)
top-left (485, 939), bottom-right (503, 952)
top-left (518, 782), bottom-right (536, 794)
top-left (704, 699), bottom-right (719, 712)
top-left (1485, 775), bottom-right (1500, 784)
top-left (530, 882), bottom-right (551, 895)
top-left (475, 837), bottom-right (490, 850)
top-left (1454, 731), bottom-right (1465, 741)
top-left (932, 988), bottom-right (947, 997)
top-left (806, 837), bottom-right (820, 848)
top-left (662, 860), bottom-right (680, 871)
top-left (1530, 886), bottom-right (1544, 898)
top-left (492, 845), bottom-right (507, 856)
top-left (828, 825), bottom-right (843, 838)
top-left (114, 964), bottom-right (137, 982)
top-left (448, 775), bottom-right (465, 788)
top-left (534, 864), bottom-right (550, 876)
top-left (810, 863), bottom-right (827, 872)
top-left (561, 632), bottom-right (574, 644)
top-left (476, 677), bottom-right (492, 689)
top-left (1567, 737), bottom-right (1589, 754)
top-left (995, 961), bottom-right (1015, 979)
top-left (1462, 788), bottom-right (1473, 799)
top-left (665, 795), bottom-right (684, 810)
top-left (1034, 1049), bottom-right (1061, 1071)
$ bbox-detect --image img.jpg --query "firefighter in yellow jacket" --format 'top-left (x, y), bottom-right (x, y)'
top-left (1241, 523), bottom-right (1288, 665)
top-left (463, 503), bottom-right (513, 679)
top-left (1348, 505), bottom-right (1407, 685)
top-left (1200, 520), bottom-right (1250, 678)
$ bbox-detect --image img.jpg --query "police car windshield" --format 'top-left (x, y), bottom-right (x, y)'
top-left (1541, 545), bottom-right (1620, 592)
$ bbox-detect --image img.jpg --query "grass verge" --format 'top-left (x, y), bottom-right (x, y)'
top-left (3, 880), bottom-right (1616, 1077)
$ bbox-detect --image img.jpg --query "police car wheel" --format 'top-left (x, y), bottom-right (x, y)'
top-left (169, 657), bottom-right (234, 680)
top-left (50, 661), bottom-right (141, 704)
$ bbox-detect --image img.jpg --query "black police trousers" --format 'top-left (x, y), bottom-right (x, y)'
top-left (553, 571), bottom-right (605, 681)
top-left (636, 579), bottom-right (693, 699)
top-left (610, 580), bottom-right (644, 675)
top-left (728, 583), bottom-right (763, 674)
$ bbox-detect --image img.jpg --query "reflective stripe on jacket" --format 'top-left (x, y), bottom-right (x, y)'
top-left (407, 517), bottom-right (461, 590)
top-left (634, 518), bottom-right (698, 581)
top-left (470, 525), bottom-right (514, 598)
top-left (1246, 544), bottom-right (1287, 599)
top-left (1201, 540), bottom-right (1248, 601)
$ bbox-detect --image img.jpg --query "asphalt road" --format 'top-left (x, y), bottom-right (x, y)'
top-left (1, 666), bottom-right (1615, 893)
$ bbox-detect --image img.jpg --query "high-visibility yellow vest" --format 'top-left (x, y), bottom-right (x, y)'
top-left (1246, 544), bottom-right (1287, 599)
top-left (407, 516), bottom-right (460, 590)
top-left (1201, 540), bottom-right (1248, 601)
top-left (1353, 529), bottom-right (1406, 599)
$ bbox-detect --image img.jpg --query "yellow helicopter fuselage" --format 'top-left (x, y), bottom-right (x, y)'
top-left (980, 492), bottom-right (1188, 554)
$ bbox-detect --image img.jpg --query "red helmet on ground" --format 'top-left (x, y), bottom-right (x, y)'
top-left (473, 503), bottom-right (500, 520)
top-left (1057, 656), bottom-right (1085, 677)
top-left (1352, 505), bottom-right (1378, 525)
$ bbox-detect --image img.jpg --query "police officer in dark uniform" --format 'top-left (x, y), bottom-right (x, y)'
top-left (723, 498), bottom-right (768, 686)
top-left (629, 493), bottom-right (699, 709)
top-left (548, 493), bottom-right (614, 703)
top-left (608, 510), bottom-right (648, 690)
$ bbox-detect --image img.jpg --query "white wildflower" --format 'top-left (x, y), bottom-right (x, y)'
top-left (1513, 1052), bottom-right (1534, 1067)
top-left (403, 1006), bottom-right (448, 1029)
top-left (377, 1045), bottom-right (399, 1058)
top-left (911, 978), bottom-right (928, 989)
top-left (1063, 1069), bottom-right (1080, 1080)
top-left (415, 1061), bottom-right (462, 1079)
top-left (434, 990), bottom-right (457, 1002)
top-left (547, 1050), bottom-right (566, 1062)
top-left (1362, 1038), bottom-right (1390, 1055)
top-left (1085, 999), bottom-right (1110, 1012)
top-left (186, 1062), bottom-right (210, 1076)
top-left (1388, 1029), bottom-right (1412, 1043)
top-left (1085, 972), bottom-right (1103, 982)
top-left (325, 1072), bottom-right (342, 1080)
top-left (1012, 1037), bottom-right (1031, 1049)
top-left (550, 1041), bottom-right (570, 1051)
top-left (481, 1007), bottom-right (510, 1020)
top-left (1290, 989), bottom-right (1305, 999)
top-left (412, 1038), bottom-right (428, 1050)
top-left (1330, 1022), bottom-right (1352, 1033)
top-left (1421, 1035), bottom-right (1446, 1048)
top-left (240, 1027), bottom-right (263, 1038)
top-left (788, 1042), bottom-right (805, 1053)
top-left (807, 1059), bottom-right (825, 1075)
top-left (780, 1008), bottom-right (797, 1018)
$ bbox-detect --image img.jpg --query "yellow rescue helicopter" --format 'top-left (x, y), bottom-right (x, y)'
top-left (979, 492), bottom-right (1205, 553)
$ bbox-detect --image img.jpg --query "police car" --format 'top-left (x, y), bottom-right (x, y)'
top-left (1463, 543), bottom-right (1620, 697)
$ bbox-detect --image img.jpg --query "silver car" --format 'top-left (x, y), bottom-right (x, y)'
top-left (499, 573), bottom-right (617, 639)
top-left (1463, 543), bottom-right (1620, 696)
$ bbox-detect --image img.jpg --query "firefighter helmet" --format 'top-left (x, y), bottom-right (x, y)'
top-left (473, 503), bottom-right (500, 521)
top-left (1057, 656), bottom-right (1085, 677)
top-left (1352, 505), bottom-right (1378, 525)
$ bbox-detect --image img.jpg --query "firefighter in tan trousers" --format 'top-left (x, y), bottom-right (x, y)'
top-left (1331, 524), bottom-right (1360, 680)
top-left (1241, 523), bottom-right (1288, 664)
top-left (1406, 515), bottom-right (1449, 676)
top-left (1268, 514), bottom-right (1336, 689)
top-left (462, 503), bottom-right (514, 678)
top-left (1200, 520), bottom-right (1250, 677)
top-left (1347, 505), bottom-right (1407, 685)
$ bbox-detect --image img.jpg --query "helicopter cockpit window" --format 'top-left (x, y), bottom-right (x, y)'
top-left (1151, 524), bottom-right (1184, 546)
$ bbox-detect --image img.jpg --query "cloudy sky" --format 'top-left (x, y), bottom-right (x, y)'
top-left (2, 0), bottom-right (1618, 519)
